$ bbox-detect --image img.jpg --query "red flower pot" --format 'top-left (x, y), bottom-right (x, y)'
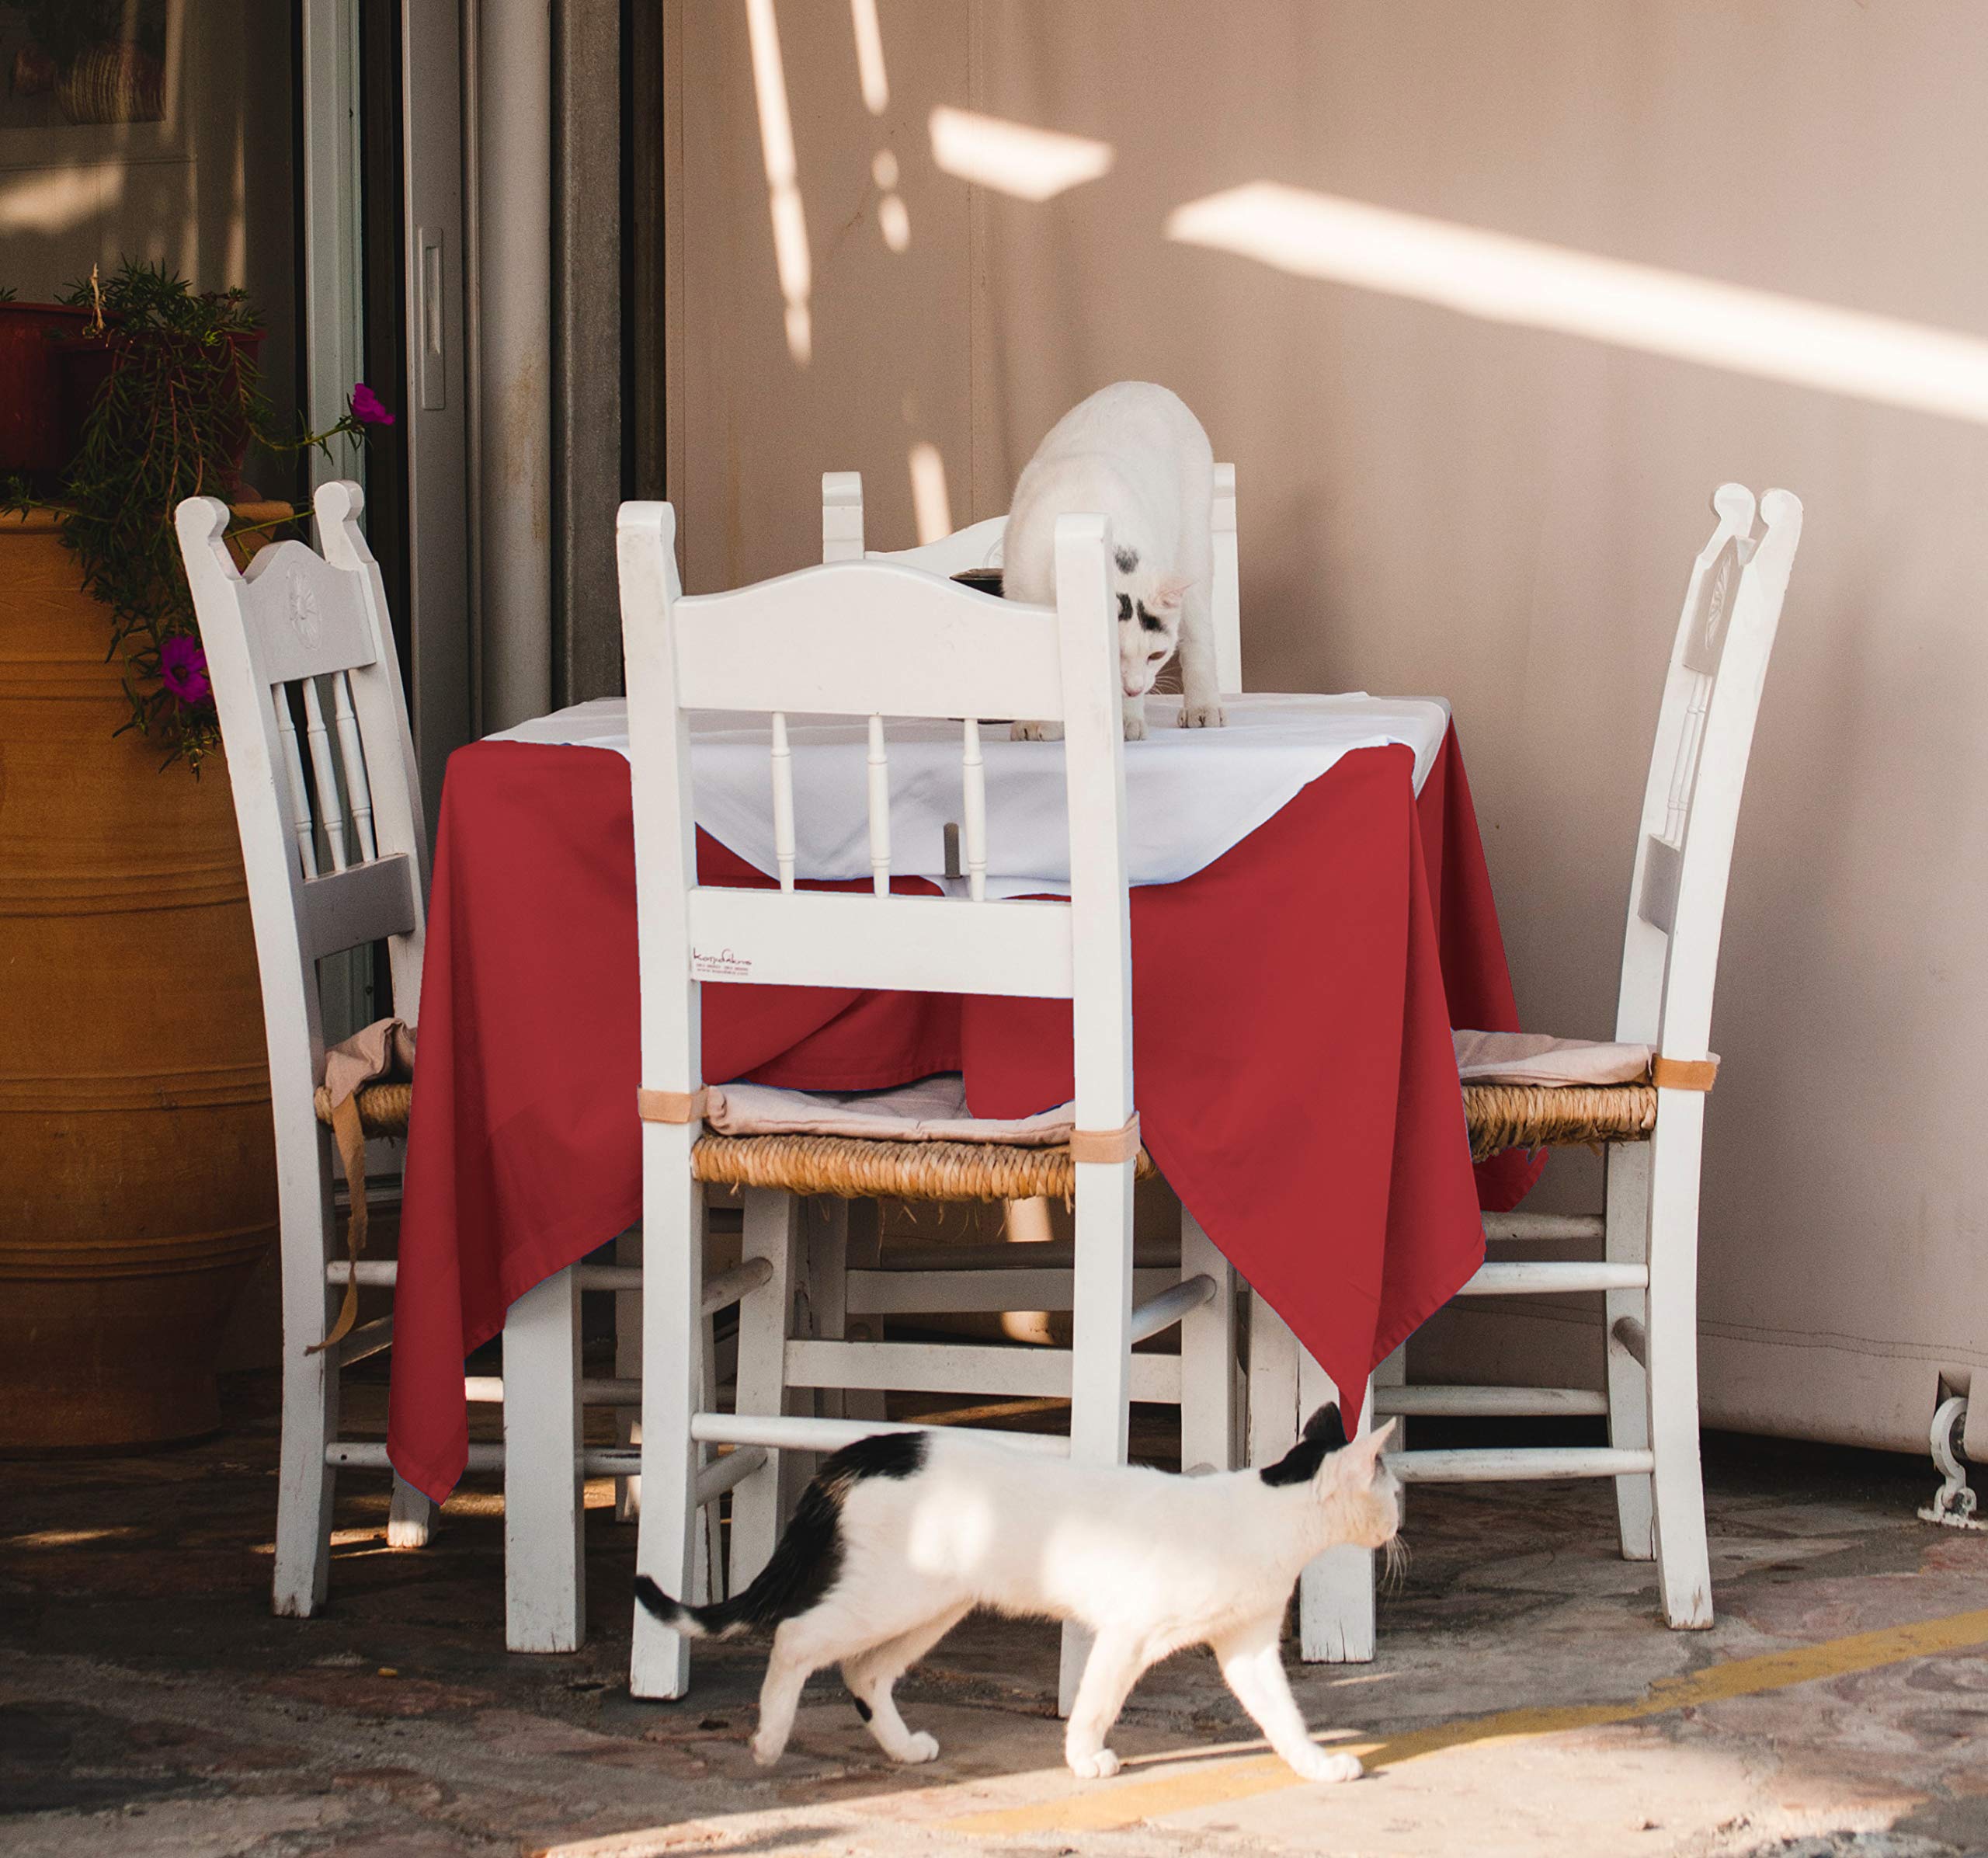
top-left (0, 303), bottom-right (96, 482)
top-left (56, 328), bottom-right (267, 485)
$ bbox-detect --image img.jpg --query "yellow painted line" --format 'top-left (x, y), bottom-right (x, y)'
top-left (945, 1606), bottom-right (1988, 1837)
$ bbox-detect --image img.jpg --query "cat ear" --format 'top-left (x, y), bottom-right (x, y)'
top-left (1345, 1418), bottom-right (1397, 1477)
top-left (1147, 571), bottom-right (1192, 613)
top-left (1301, 1404), bottom-right (1348, 1452)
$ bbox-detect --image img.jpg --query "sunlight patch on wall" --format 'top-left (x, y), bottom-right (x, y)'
top-left (909, 440), bottom-right (953, 545)
top-left (1166, 183), bottom-right (1988, 426)
top-left (745, 0), bottom-right (812, 364)
top-left (0, 165), bottom-right (120, 235)
top-left (850, 0), bottom-right (889, 115)
top-left (928, 106), bottom-right (1113, 203)
top-left (874, 149), bottom-right (909, 252)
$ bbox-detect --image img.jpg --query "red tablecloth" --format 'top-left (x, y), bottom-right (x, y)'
top-left (388, 727), bottom-right (1540, 1501)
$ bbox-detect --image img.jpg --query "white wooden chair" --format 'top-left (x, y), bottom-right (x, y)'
top-left (822, 462), bottom-right (1243, 697)
top-left (178, 482), bottom-right (613, 1649)
top-left (1310, 484), bottom-right (1805, 1655)
top-left (620, 502), bottom-right (1236, 1710)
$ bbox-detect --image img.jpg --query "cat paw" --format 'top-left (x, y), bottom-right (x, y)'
top-left (1011, 719), bottom-right (1063, 742)
top-left (1288, 1748), bottom-right (1363, 1785)
top-left (1122, 713), bottom-right (1148, 741)
top-left (895, 1731), bottom-right (940, 1765)
top-left (749, 1732), bottom-right (786, 1769)
top-left (1067, 1748), bottom-right (1121, 1780)
top-left (1181, 700), bottom-right (1225, 729)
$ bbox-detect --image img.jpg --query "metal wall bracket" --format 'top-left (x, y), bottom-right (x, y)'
top-left (1918, 1396), bottom-right (1985, 1531)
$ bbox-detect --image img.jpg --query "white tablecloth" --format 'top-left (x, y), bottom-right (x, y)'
top-left (485, 691), bottom-right (1451, 895)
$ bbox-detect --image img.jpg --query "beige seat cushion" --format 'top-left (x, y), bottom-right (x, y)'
top-left (1454, 1029), bottom-right (1657, 1087)
top-left (704, 1073), bottom-right (1075, 1146)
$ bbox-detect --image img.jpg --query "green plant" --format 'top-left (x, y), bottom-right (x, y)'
top-left (0, 287), bottom-right (16, 302)
top-left (3, 261), bottom-right (387, 771)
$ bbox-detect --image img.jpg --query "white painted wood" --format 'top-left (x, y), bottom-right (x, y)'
top-left (502, 1266), bottom-right (584, 1652)
top-left (1179, 1206), bottom-right (1238, 1476)
top-left (182, 481), bottom-right (589, 1648)
top-left (1457, 1261), bottom-right (1649, 1295)
top-left (845, 1266), bottom-right (1176, 1316)
top-left (825, 464), bottom-right (1245, 696)
top-left (1389, 1448), bottom-right (1656, 1482)
top-left (866, 714), bottom-right (891, 896)
top-left (770, 712), bottom-right (796, 891)
top-left (1371, 484), bottom-right (1802, 1642)
top-left (1375, 1386), bottom-right (1609, 1417)
top-left (690, 1411), bottom-right (1072, 1457)
top-left (613, 1226), bottom-right (641, 1523)
top-left (330, 671), bottom-right (379, 861)
top-left (781, 1339), bottom-right (1180, 1404)
top-left (961, 718), bottom-right (987, 901)
top-left (686, 889), bottom-right (1073, 997)
top-left (1482, 1212), bottom-right (1607, 1244)
top-left (1211, 462), bottom-right (1242, 696)
top-left (1130, 1274), bottom-right (1215, 1344)
top-left (619, 501), bottom-right (1228, 1708)
top-left (1297, 1345), bottom-right (1376, 1664)
top-left (728, 1189), bottom-right (802, 1592)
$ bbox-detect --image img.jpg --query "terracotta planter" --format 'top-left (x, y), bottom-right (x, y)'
top-left (0, 509), bottom-right (280, 1449)
top-left (0, 303), bottom-right (95, 483)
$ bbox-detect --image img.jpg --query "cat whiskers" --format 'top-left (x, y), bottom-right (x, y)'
top-left (1379, 1533), bottom-right (1412, 1595)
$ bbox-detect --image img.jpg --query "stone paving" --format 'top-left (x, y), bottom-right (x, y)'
top-left (3, 1368), bottom-right (1986, 1856)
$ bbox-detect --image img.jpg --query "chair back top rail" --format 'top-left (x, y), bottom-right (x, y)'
top-left (177, 482), bottom-right (427, 1097)
top-left (620, 501), bottom-right (1135, 1129)
top-left (822, 463), bottom-right (1245, 696)
top-left (1616, 483), bottom-right (1802, 1062)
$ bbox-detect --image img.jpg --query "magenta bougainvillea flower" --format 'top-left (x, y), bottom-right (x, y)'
top-left (159, 635), bottom-right (210, 705)
top-left (349, 382), bottom-right (395, 426)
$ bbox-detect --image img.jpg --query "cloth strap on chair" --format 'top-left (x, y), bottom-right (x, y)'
top-left (1650, 1054), bottom-right (1719, 1092)
top-left (310, 1018), bottom-right (417, 1357)
top-left (637, 1086), bottom-right (711, 1124)
top-left (1069, 1113), bottom-right (1141, 1164)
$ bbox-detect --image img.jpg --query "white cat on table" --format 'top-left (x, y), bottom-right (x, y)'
top-left (1003, 381), bottom-right (1225, 741)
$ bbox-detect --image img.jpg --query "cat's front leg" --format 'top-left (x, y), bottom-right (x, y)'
top-left (1176, 583), bottom-right (1225, 729)
top-left (1209, 1614), bottom-right (1362, 1784)
top-left (1012, 718), bottom-right (1064, 742)
top-left (1063, 1630), bottom-right (1151, 1779)
top-left (1122, 694), bottom-right (1148, 741)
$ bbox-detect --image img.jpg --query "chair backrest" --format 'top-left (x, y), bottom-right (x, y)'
top-left (177, 483), bottom-right (426, 1140)
top-left (619, 502), bottom-right (1134, 1133)
top-left (822, 463), bottom-right (1246, 696)
top-left (1616, 484), bottom-right (1803, 1065)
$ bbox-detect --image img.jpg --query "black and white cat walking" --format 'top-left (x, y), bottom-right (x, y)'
top-left (635, 1405), bottom-right (1399, 1782)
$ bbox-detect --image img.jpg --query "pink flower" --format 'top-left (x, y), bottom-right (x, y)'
top-left (160, 635), bottom-right (210, 705)
top-left (349, 382), bottom-right (395, 426)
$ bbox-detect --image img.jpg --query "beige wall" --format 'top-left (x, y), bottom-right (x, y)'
top-left (0, 2), bottom-right (297, 441)
top-left (669, 0), bottom-right (1988, 1452)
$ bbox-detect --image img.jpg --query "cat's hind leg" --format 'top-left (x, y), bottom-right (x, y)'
top-left (1063, 1630), bottom-right (1153, 1779)
top-left (841, 1602), bottom-right (971, 1765)
top-left (1208, 1613), bottom-right (1361, 1784)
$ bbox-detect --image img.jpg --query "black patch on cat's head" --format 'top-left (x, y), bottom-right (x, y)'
top-left (1114, 546), bottom-right (1139, 573)
top-left (1135, 600), bottom-right (1168, 633)
top-left (1116, 592), bottom-right (1133, 622)
top-left (1259, 1403), bottom-right (1349, 1486)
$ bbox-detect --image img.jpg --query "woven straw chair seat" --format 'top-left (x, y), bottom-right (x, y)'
top-left (1462, 1080), bottom-right (1656, 1163)
top-left (690, 1132), bottom-right (1154, 1201)
top-left (315, 1081), bottom-right (412, 1138)
top-left (314, 1084), bottom-right (1152, 1200)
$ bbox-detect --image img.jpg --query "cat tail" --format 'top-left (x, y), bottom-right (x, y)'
top-left (632, 1573), bottom-right (753, 1641)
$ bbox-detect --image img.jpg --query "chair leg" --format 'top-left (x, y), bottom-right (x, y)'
top-left (1060, 1155), bottom-right (1136, 1715)
top-left (1605, 1143), bottom-right (1656, 1561)
top-left (1179, 1203), bottom-right (1237, 1476)
top-left (614, 1225), bottom-right (642, 1523)
top-left (1373, 1341), bottom-right (1407, 1526)
top-left (1297, 1345), bottom-right (1377, 1663)
top-left (1646, 1106), bottom-right (1713, 1630)
top-left (503, 1265), bottom-right (585, 1653)
top-left (387, 1476), bottom-right (433, 1549)
top-left (632, 1126), bottom-right (705, 1700)
top-left (273, 1165), bottom-right (337, 1617)
top-left (728, 1188), bottom-right (802, 1594)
